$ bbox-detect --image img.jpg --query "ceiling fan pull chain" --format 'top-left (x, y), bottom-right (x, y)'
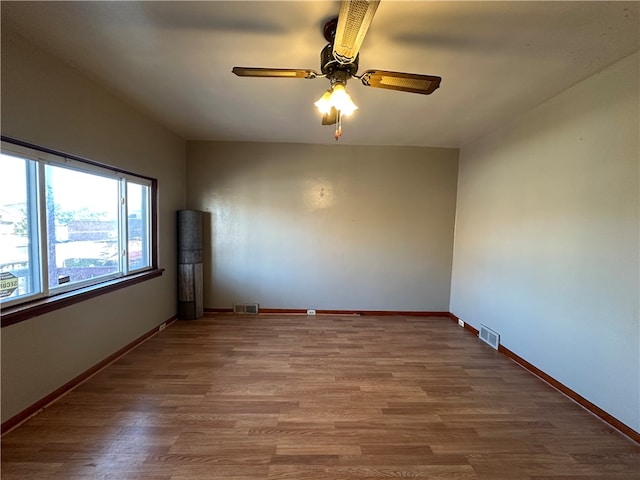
top-left (335, 110), bottom-right (343, 140)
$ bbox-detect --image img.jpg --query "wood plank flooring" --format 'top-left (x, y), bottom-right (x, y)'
top-left (2, 314), bottom-right (639, 479)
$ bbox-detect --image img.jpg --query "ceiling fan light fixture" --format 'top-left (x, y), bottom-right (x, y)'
top-left (314, 90), bottom-right (333, 115)
top-left (314, 83), bottom-right (357, 117)
top-left (330, 84), bottom-right (358, 116)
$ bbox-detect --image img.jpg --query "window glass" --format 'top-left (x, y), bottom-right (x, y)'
top-left (0, 153), bottom-right (41, 302)
top-left (45, 164), bottom-right (120, 290)
top-left (127, 182), bottom-right (150, 271)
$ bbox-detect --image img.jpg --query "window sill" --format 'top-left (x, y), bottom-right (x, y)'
top-left (1, 268), bottom-right (164, 328)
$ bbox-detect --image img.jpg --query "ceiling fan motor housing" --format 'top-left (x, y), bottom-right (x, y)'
top-left (320, 43), bottom-right (358, 81)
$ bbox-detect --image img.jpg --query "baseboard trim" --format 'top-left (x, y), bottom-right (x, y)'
top-left (1, 315), bottom-right (177, 436)
top-left (448, 312), bottom-right (479, 335)
top-left (498, 343), bottom-right (640, 443)
top-left (447, 313), bottom-right (639, 444)
top-left (205, 307), bottom-right (450, 317)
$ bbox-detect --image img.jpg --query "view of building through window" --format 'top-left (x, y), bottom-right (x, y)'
top-left (45, 163), bottom-right (121, 288)
top-left (0, 154), bottom-right (39, 302)
top-left (0, 142), bottom-right (152, 305)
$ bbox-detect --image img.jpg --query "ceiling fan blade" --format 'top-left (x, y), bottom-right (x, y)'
top-left (359, 70), bottom-right (442, 95)
top-left (232, 67), bottom-right (319, 79)
top-left (332, 0), bottom-right (380, 64)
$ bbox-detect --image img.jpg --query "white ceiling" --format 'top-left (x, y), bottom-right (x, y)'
top-left (2, 1), bottom-right (638, 147)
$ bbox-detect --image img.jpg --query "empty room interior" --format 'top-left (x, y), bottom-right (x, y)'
top-left (1, 1), bottom-right (639, 479)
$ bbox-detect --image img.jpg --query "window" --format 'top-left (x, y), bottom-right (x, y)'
top-left (1, 139), bottom-right (155, 310)
top-left (0, 154), bottom-right (40, 303)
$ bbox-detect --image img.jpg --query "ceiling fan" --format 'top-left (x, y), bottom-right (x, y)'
top-left (232, 0), bottom-right (442, 140)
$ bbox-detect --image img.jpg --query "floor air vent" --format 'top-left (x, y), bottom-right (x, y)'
top-left (479, 324), bottom-right (500, 349)
top-left (233, 303), bottom-right (259, 314)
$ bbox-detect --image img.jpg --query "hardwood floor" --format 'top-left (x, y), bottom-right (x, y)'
top-left (2, 314), bottom-right (639, 479)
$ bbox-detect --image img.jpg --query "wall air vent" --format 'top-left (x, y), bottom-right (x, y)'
top-left (233, 303), bottom-right (259, 314)
top-left (479, 324), bottom-right (500, 350)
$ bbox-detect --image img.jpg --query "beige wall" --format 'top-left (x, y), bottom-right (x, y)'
top-left (1, 29), bottom-right (186, 422)
top-left (187, 141), bottom-right (459, 312)
top-left (450, 52), bottom-right (640, 432)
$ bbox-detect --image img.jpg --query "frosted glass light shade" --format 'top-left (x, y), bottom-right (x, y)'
top-left (314, 84), bottom-right (358, 116)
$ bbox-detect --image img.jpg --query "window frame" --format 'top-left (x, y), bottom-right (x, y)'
top-left (1, 136), bottom-right (162, 327)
